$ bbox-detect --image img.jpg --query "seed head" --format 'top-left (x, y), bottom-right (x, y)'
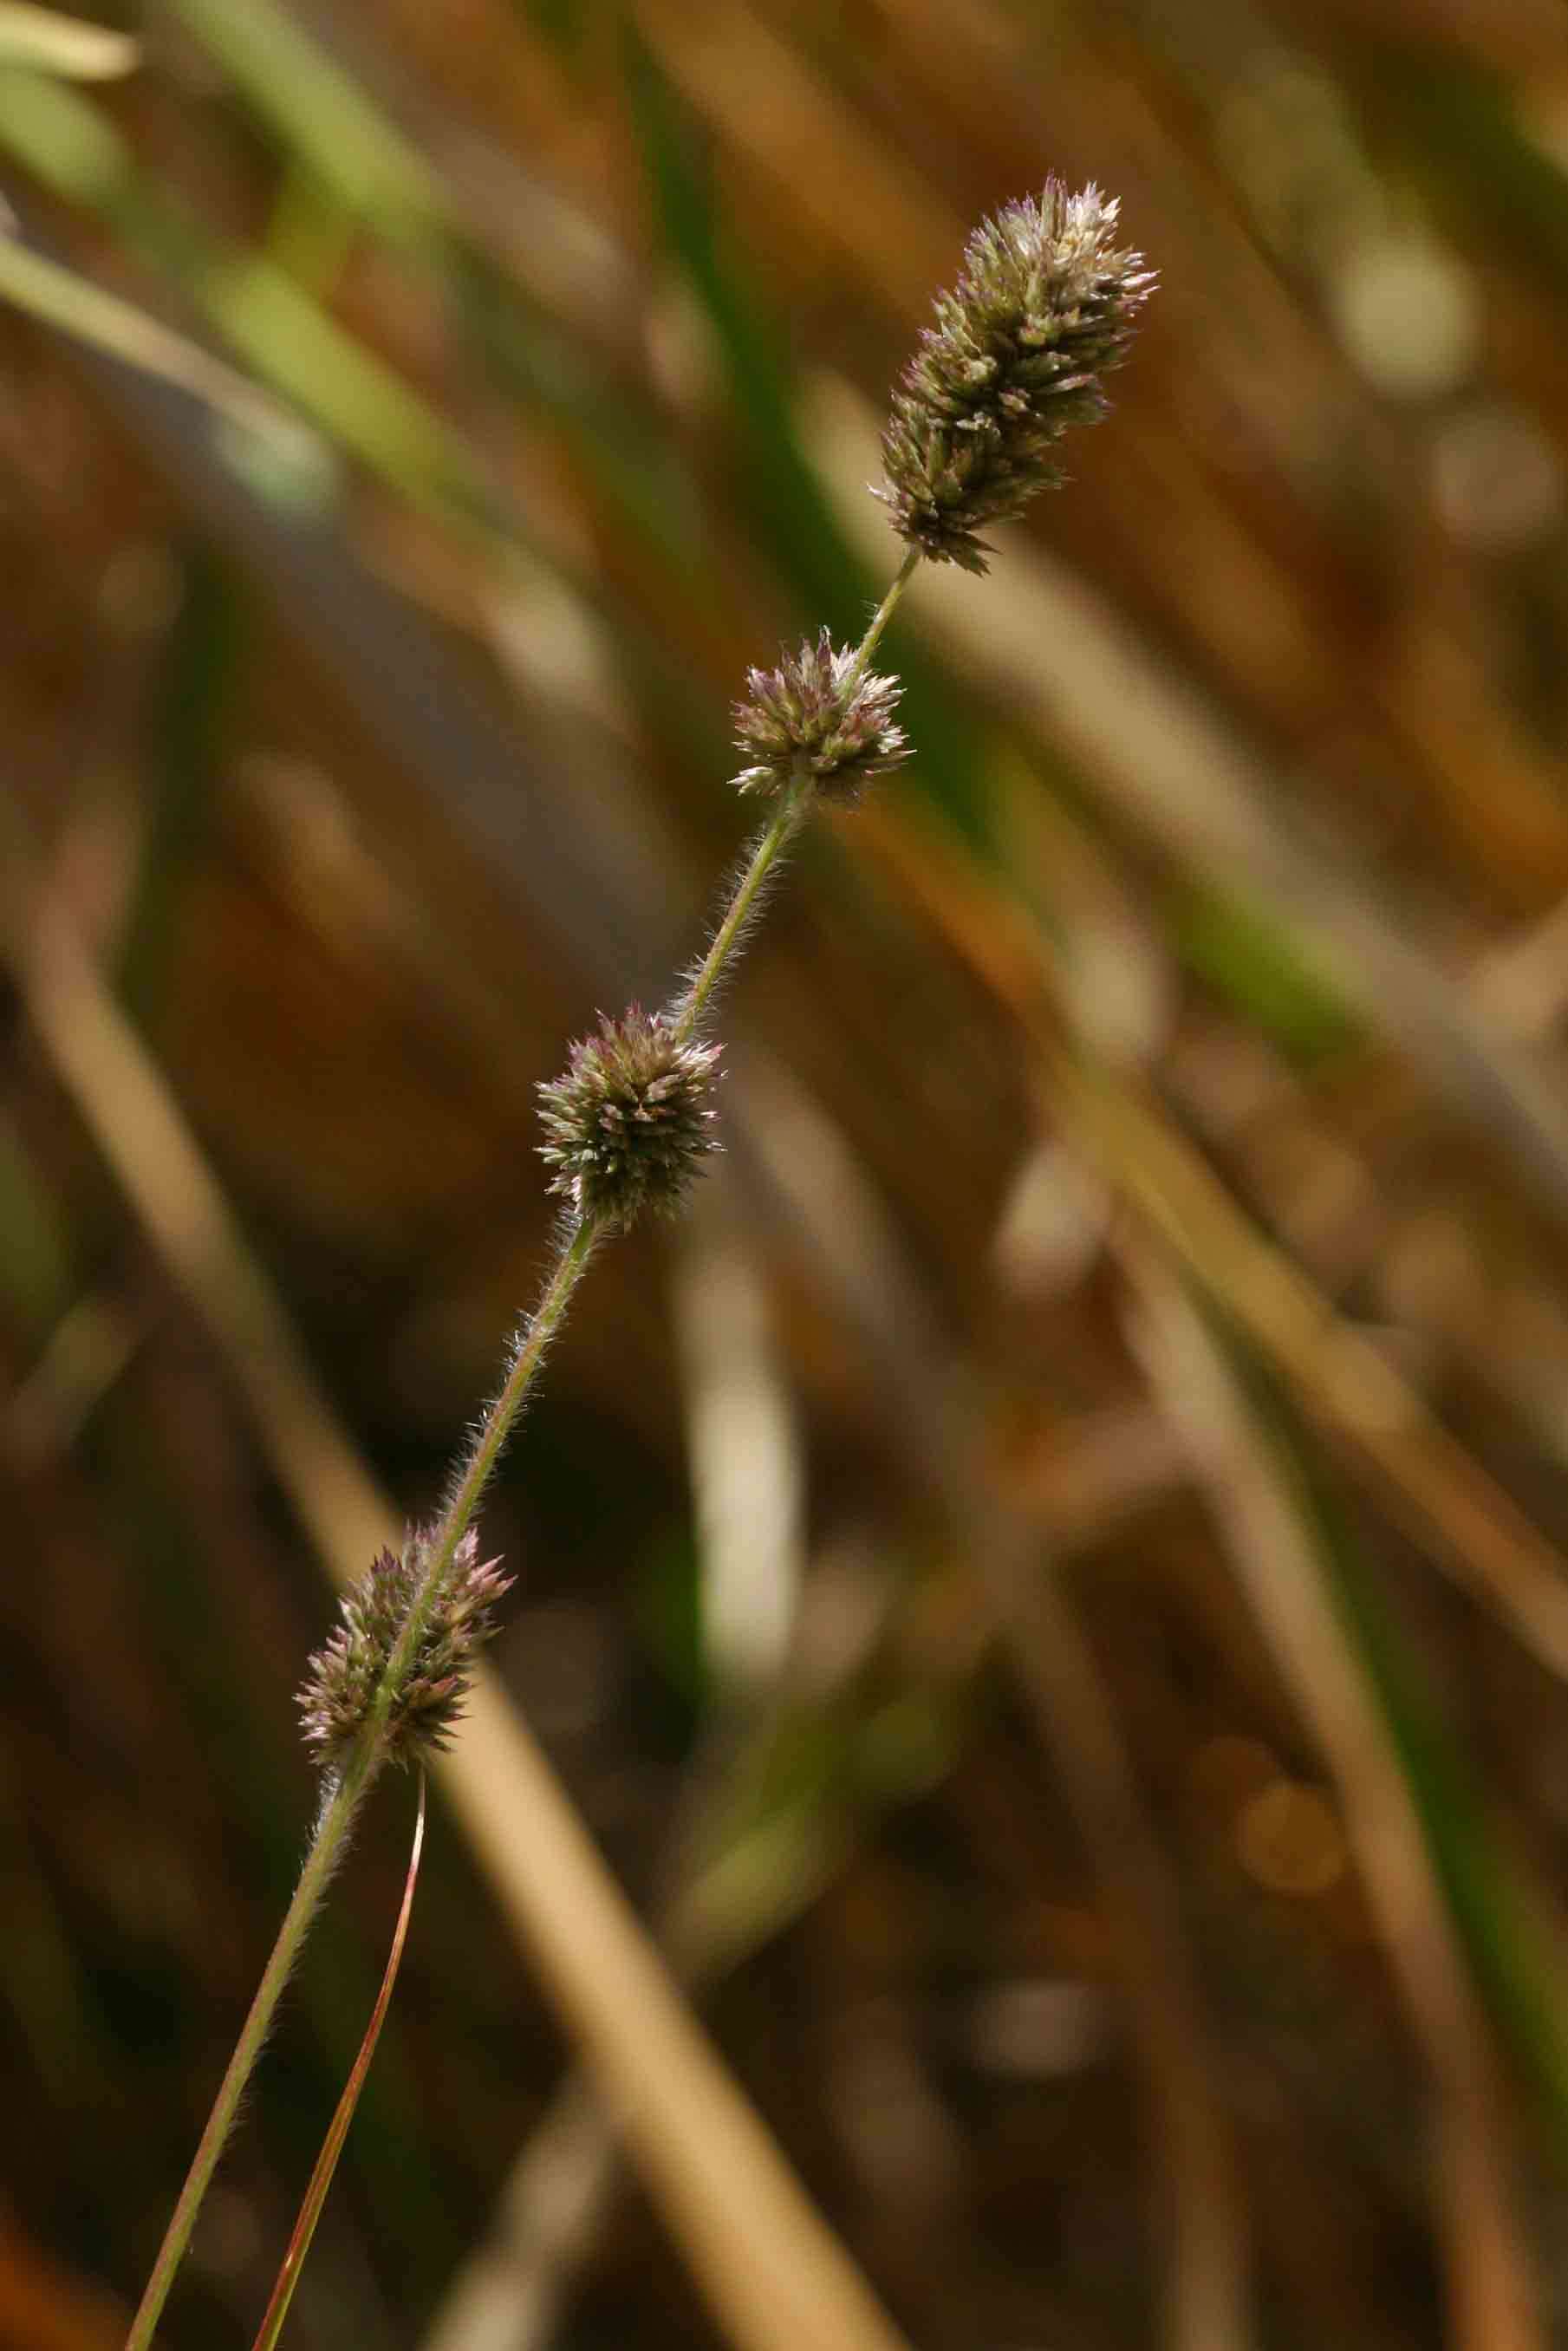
top-left (732, 629), bottom-right (909, 801)
top-left (877, 179), bottom-right (1155, 574)
top-left (537, 1006), bottom-right (721, 1229)
top-left (297, 1529), bottom-right (512, 1770)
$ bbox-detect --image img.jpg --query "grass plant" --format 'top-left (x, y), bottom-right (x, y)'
top-left (116, 177), bottom-right (1152, 2347)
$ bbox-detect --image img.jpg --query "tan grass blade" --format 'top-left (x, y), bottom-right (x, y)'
top-left (1121, 1241), bottom-right (1545, 2351)
top-left (725, 1050), bottom-right (1255, 2351)
top-left (856, 799), bottom-right (1568, 1690)
top-left (0, 3), bottom-right (135, 76)
top-left (0, 804), bottom-right (912, 2351)
top-left (0, 236), bottom-right (311, 456)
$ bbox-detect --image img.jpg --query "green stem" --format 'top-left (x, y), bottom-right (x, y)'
top-left (845, 545), bottom-right (919, 688)
top-left (123, 1739), bottom-right (381, 2351)
top-left (369, 1215), bottom-right (600, 1726)
top-left (126, 1222), bottom-right (596, 2347)
top-left (435, 1219), bottom-right (595, 1568)
top-left (672, 787), bottom-right (810, 1043)
top-left (125, 548), bottom-right (924, 2344)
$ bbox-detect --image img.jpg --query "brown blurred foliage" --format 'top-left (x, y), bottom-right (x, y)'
top-left (9, 3), bottom-right (1568, 2348)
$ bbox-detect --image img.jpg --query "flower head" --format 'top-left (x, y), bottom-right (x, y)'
top-left (877, 179), bottom-right (1154, 574)
top-left (297, 1529), bottom-right (511, 1770)
top-left (732, 629), bottom-right (909, 800)
top-left (537, 1006), bottom-right (720, 1229)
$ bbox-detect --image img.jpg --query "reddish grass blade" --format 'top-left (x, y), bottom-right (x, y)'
top-left (250, 1773), bottom-right (427, 2351)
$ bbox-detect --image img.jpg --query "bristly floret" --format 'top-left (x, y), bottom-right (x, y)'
top-left (537, 1006), bottom-right (720, 1230)
top-left (877, 178), bottom-right (1155, 575)
top-left (297, 1529), bottom-right (512, 1770)
top-left (732, 629), bottom-right (909, 800)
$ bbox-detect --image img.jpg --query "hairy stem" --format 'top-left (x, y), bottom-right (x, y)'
top-left (393, 1217), bottom-right (599, 1692)
top-left (127, 1225), bottom-right (595, 2345)
top-left (672, 786), bottom-right (810, 1043)
top-left (845, 546), bottom-right (919, 689)
top-left (124, 1739), bottom-right (381, 2351)
top-left (128, 551), bottom-right (921, 2344)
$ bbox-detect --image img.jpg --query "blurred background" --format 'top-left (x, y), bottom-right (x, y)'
top-left (10, 2), bottom-right (1568, 2346)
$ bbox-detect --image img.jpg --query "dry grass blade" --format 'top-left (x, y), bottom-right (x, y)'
top-left (1057, 1052), bottom-right (1568, 1682)
top-left (855, 800), bottom-right (1568, 1690)
top-left (1119, 1238), bottom-right (1545, 2351)
top-left (0, 237), bottom-right (315, 459)
top-left (726, 1050), bottom-right (1254, 2351)
top-left (0, 806), bottom-right (912, 2351)
top-left (0, 2), bottom-right (136, 76)
top-left (422, 1291), bottom-right (1190, 2351)
top-left (672, 1182), bottom-right (804, 1698)
top-left (977, 1537), bottom-right (1253, 2351)
top-left (419, 2074), bottom-right (616, 2351)
top-left (813, 371), bottom-right (1568, 1228)
top-left (10, 6), bottom-right (1568, 2341)
top-left (426, 1674), bottom-right (915, 2351)
top-left (250, 1776), bottom-right (428, 2351)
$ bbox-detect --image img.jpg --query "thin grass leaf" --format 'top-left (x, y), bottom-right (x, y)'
top-left (0, 75), bottom-right (491, 522)
top-left (0, 233), bottom-right (314, 459)
top-left (1122, 1245), bottom-right (1548, 2348)
top-left (163, 0), bottom-right (440, 231)
top-left (1296, 1423), bottom-right (1568, 2161)
top-left (250, 1774), bottom-right (428, 2351)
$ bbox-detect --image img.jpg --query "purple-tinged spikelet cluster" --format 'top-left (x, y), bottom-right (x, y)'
top-left (878, 179), bottom-right (1154, 575)
top-left (297, 1529), bottom-right (511, 1769)
top-left (537, 1006), bottom-right (720, 1229)
top-left (732, 630), bottom-right (909, 801)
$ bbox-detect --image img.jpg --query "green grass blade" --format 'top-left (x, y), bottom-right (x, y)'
top-left (164, 0), bottom-right (440, 232)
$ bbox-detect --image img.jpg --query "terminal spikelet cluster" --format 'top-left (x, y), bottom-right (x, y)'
top-left (878, 179), bottom-right (1155, 574)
